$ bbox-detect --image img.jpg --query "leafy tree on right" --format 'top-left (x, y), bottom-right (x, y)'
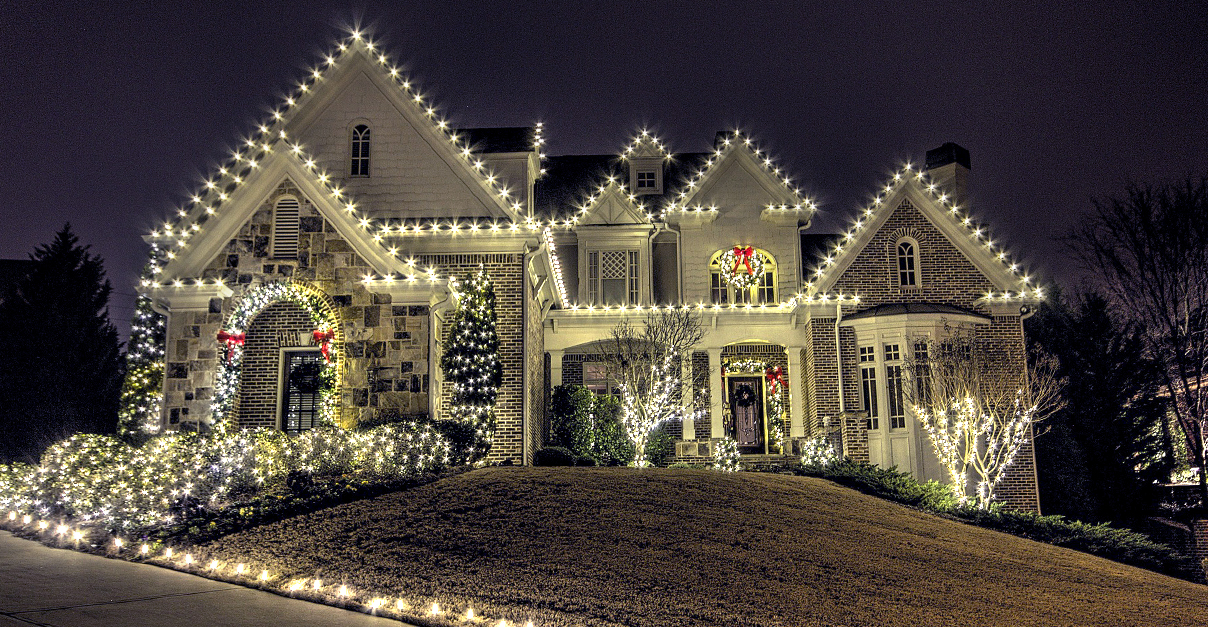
top-left (1068, 175), bottom-right (1208, 507)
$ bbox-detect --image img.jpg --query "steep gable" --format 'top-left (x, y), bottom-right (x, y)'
top-left (576, 181), bottom-right (650, 226)
top-left (664, 131), bottom-right (812, 223)
top-left (806, 166), bottom-right (1042, 308)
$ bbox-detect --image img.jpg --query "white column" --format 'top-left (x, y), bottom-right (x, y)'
top-left (549, 349), bottom-right (565, 388)
top-left (708, 347), bottom-right (724, 439)
top-left (680, 356), bottom-right (695, 440)
top-left (788, 348), bottom-right (805, 438)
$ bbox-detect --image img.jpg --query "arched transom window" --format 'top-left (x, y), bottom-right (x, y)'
top-left (710, 248), bottom-right (777, 305)
top-left (896, 239), bottom-right (920, 287)
top-left (350, 124), bottom-right (371, 177)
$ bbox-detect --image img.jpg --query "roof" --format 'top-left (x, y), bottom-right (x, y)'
top-left (842, 301), bottom-right (992, 322)
top-left (457, 127), bottom-right (535, 154)
top-left (533, 152), bottom-right (711, 220)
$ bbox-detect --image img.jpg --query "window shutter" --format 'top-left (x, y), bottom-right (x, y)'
top-left (272, 197), bottom-right (300, 258)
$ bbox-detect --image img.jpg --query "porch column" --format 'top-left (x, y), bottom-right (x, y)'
top-left (548, 349), bottom-right (564, 388)
top-left (788, 348), bottom-right (805, 438)
top-left (708, 347), bottom-right (724, 439)
top-left (680, 356), bottom-right (695, 440)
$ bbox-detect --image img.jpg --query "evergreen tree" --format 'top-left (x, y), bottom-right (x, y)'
top-left (0, 225), bottom-right (123, 462)
top-left (439, 267), bottom-right (501, 461)
top-left (1028, 291), bottom-right (1172, 523)
top-left (117, 291), bottom-right (166, 442)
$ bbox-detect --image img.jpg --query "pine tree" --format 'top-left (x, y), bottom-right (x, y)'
top-left (117, 291), bottom-right (166, 441)
top-left (439, 267), bottom-right (501, 461)
top-left (0, 225), bottom-right (123, 462)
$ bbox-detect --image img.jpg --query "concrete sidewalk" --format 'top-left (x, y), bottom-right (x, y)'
top-left (0, 532), bottom-right (402, 626)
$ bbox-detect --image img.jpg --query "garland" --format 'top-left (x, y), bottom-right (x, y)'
top-left (722, 358), bottom-right (786, 453)
top-left (719, 246), bottom-right (765, 290)
top-left (212, 281), bottom-right (341, 434)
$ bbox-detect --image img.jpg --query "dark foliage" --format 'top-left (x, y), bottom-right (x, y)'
top-left (433, 419), bottom-right (479, 465)
top-left (547, 386), bottom-right (635, 466)
top-left (0, 225), bottom-right (123, 462)
top-left (796, 459), bottom-right (1202, 582)
top-left (534, 447), bottom-right (575, 466)
top-left (644, 422), bottom-right (676, 468)
top-left (1026, 291), bottom-right (1172, 524)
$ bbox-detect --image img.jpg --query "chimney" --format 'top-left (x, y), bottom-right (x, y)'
top-left (925, 142), bottom-right (970, 207)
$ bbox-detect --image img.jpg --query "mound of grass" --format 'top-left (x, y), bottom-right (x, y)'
top-left (199, 467), bottom-right (1208, 627)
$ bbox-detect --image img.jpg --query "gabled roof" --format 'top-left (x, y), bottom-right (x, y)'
top-left (575, 181), bottom-right (651, 226)
top-left (805, 165), bottom-right (1042, 303)
top-left (143, 31), bottom-right (547, 280)
top-left (663, 131), bottom-right (813, 220)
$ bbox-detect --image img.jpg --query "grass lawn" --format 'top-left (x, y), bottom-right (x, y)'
top-left (199, 467), bottom-right (1208, 627)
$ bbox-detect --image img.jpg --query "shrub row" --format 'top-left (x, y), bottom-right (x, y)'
top-left (795, 459), bottom-right (1203, 582)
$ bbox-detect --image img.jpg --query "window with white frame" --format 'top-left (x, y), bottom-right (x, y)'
top-left (912, 340), bottom-right (932, 407)
top-left (271, 196), bottom-right (300, 258)
top-left (709, 249), bottom-right (777, 305)
top-left (896, 239), bottom-right (919, 287)
top-left (583, 362), bottom-right (618, 395)
top-left (884, 343), bottom-right (906, 429)
top-left (350, 124), bottom-right (371, 177)
top-left (859, 346), bottom-right (878, 429)
top-left (587, 250), bottom-right (640, 305)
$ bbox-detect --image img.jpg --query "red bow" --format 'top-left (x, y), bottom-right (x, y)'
top-left (765, 366), bottom-right (785, 393)
top-left (216, 331), bottom-right (245, 364)
top-left (732, 246), bottom-right (756, 275)
top-left (312, 329), bottom-right (335, 362)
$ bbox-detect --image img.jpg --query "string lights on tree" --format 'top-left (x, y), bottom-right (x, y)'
top-left (440, 267), bottom-right (502, 461)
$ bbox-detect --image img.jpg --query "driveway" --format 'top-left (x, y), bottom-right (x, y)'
top-left (0, 532), bottom-right (403, 626)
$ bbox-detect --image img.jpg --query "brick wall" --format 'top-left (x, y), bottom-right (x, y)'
top-left (423, 253), bottom-right (527, 465)
top-left (233, 301), bottom-right (313, 428)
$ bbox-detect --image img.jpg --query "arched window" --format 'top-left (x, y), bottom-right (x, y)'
top-left (350, 125), bottom-right (370, 176)
top-left (271, 196), bottom-right (300, 258)
top-left (896, 239), bottom-right (919, 287)
top-left (710, 248), bottom-right (776, 305)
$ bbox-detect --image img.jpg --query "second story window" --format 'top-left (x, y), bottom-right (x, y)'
top-left (896, 240), bottom-right (919, 287)
top-left (350, 124), bottom-right (371, 177)
top-left (710, 249), bottom-right (777, 305)
top-left (636, 170), bottom-right (656, 189)
top-left (587, 250), bottom-right (640, 305)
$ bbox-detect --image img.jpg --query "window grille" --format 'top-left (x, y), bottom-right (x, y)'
top-left (350, 125), bottom-right (370, 176)
top-left (897, 241), bottom-right (917, 287)
top-left (588, 249), bottom-right (639, 305)
top-left (859, 346), bottom-right (878, 429)
top-left (272, 197), bottom-right (300, 258)
top-left (282, 350), bottom-right (323, 433)
top-left (885, 344), bottom-right (905, 429)
top-left (636, 170), bottom-right (656, 189)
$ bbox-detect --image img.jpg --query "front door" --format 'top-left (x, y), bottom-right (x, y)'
top-left (727, 377), bottom-right (765, 454)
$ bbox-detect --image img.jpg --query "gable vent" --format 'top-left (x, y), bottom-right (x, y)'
top-left (272, 197), bottom-right (301, 258)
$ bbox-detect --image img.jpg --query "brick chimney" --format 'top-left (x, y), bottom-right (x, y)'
top-left (925, 142), bottom-right (970, 207)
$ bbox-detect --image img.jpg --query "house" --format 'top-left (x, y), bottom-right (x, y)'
top-left (141, 33), bottom-right (1043, 511)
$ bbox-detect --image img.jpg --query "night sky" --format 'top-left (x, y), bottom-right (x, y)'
top-left (3, 1), bottom-right (1205, 336)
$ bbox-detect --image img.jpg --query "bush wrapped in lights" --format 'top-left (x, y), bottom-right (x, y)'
top-left (0, 423), bottom-right (451, 534)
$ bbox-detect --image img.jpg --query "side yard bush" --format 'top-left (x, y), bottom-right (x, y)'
top-left (794, 458), bottom-right (1203, 582)
top-left (548, 385), bottom-right (634, 466)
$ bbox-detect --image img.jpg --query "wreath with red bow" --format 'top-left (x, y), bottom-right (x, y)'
top-left (719, 246), bottom-right (765, 290)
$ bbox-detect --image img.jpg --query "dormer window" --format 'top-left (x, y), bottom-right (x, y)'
top-left (896, 239), bottom-right (920, 287)
top-left (636, 170), bottom-right (656, 190)
top-left (350, 124), bottom-right (370, 177)
top-left (629, 160), bottom-right (662, 195)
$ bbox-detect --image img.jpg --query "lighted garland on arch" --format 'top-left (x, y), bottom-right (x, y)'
top-left (722, 358), bottom-right (786, 453)
top-left (719, 246), bottom-right (765, 290)
top-left (212, 281), bottom-right (341, 434)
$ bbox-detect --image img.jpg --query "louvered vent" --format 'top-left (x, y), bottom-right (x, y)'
top-left (272, 197), bottom-right (300, 258)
